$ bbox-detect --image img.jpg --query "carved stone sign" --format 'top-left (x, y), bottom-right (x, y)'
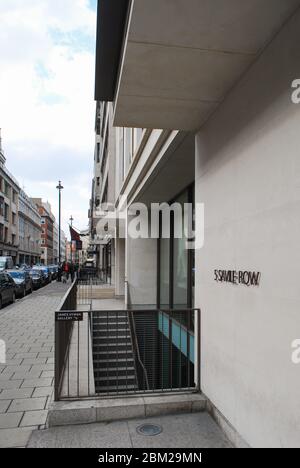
top-left (214, 270), bottom-right (261, 287)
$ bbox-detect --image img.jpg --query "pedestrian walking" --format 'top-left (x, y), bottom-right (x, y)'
top-left (57, 263), bottom-right (62, 282)
top-left (63, 262), bottom-right (70, 282)
top-left (70, 263), bottom-right (75, 283)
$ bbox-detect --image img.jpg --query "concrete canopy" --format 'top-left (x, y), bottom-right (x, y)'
top-left (112, 0), bottom-right (300, 131)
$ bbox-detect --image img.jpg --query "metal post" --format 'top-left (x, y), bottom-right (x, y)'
top-left (70, 215), bottom-right (74, 265)
top-left (56, 181), bottom-right (64, 278)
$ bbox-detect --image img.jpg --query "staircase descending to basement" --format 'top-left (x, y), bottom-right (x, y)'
top-left (92, 311), bottom-right (138, 393)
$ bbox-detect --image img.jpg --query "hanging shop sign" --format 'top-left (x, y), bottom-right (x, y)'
top-left (214, 269), bottom-right (261, 287)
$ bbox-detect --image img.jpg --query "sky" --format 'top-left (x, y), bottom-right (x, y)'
top-left (0, 0), bottom-right (98, 238)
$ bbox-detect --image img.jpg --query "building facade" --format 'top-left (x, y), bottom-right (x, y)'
top-left (31, 199), bottom-right (55, 265)
top-left (60, 231), bottom-right (67, 263)
top-left (0, 130), bottom-right (20, 264)
top-left (89, 101), bottom-right (116, 282)
top-left (53, 223), bottom-right (66, 264)
top-left (78, 229), bottom-right (89, 266)
top-left (18, 190), bottom-right (41, 265)
top-left (53, 222), bottom-right (59, 264)
top-left (94, 1), bottom-right (300, 448)
top-left (89, 101), bottom-right (143, 286)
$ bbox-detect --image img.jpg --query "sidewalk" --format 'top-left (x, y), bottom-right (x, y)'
top-left (0, 282), bottom-right (69, 448)
top-left (28, 412), bottom-right (232, 448)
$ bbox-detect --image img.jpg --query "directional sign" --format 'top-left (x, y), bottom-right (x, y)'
top-left (55, 312), bottom-right (83, 322)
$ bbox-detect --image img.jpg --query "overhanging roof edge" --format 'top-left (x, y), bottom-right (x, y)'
top-left (94, 0), bottom-right (131, 102)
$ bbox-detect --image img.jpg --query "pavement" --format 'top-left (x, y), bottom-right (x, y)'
top-left (0, 281), bottom-right (69, 448)
top-left (0, 281), bottom-right (233, 449)
top-left (28, 412), bottom-right (232, 448)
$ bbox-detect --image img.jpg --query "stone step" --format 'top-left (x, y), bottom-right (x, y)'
top-left (93, 358), bottom-right (135, 368)
top-left (93, 335), bottom-right (131, 342)
top-left (95, 384), bottom-right (138, 393)
top-left (48, 394), bottom-right (207, 427)
top-left (94, 366), bottom-right (136, 377)
top-left (94, 349), bottom-right (133, 356)
top-left (92, 327), bottom-right (130, 333)
top-left (93, 313), bottom-right (127, 319)
top-left (94, 343), bottom-right (132, 350)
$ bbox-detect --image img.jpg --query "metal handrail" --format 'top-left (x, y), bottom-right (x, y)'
top-left (126, 280), bottom-right (150, 390)
top-left (128, 310), bottom-right (150, 391)
top-left (54, 279), bottom-right (78, 401)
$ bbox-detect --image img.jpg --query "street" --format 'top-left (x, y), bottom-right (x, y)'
top-left (0, 281), bottom-right (69, 448)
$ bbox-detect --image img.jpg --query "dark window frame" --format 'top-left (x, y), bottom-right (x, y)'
top-left (157, 183), bottom-right (195, 311)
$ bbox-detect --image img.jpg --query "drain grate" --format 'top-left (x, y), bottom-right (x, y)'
top-left (136, 424), bottom-right (163, 436)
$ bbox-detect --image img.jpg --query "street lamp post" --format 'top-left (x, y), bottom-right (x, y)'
top-left (56, 181), bottom-right (64, 281)
top-left (70, 215), bottom-right (74, 264)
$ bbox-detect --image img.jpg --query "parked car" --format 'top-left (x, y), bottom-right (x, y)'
top-left (0, 256), bottom-right (14, 271)
top-left (29, 269), bottom-right (43, 290)
top-left (34, 268), bottom-right (47, 286)
top-left (19, 264), bottom-right (31, 271)
top-left (0, 272), bottom-right (16, 308)
top-left (32, 266), bottom-right (51, 284)
top-left (7, 270), bottom-right (33, 298)
top-left (48, 265), bottom-right (58, 280)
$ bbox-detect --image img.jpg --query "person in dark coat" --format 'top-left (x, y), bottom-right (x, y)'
top-left (70, 263), bottom-right (75, 283)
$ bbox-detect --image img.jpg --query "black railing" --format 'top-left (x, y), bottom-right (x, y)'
top-left (78, 267), bottom-right (103, 283)
top-left (54, 285), bottom-right (201, 401)
top-left (54, 280), bottom-right (78, 401)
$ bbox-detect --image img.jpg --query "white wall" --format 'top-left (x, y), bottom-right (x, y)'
top-left (195, 10), bottom-right (300, 448)
top-left (115, 237), bottom-right (125, 297)
top-left (126, 213), bottom-right (157, 306)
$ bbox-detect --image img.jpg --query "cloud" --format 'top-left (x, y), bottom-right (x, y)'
top-left (0, 0), bottom-right (96, 235)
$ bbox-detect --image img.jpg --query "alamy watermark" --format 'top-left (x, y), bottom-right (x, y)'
top-left (291, 339), bottom-right (300, 365)
top-left (291, 79), bottom-right (300, 104)
top-left (0, 339), bottom-right (5, 364)
top-left (94, 196), bottom-right (205, 250)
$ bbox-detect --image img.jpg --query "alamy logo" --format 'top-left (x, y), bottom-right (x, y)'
top-left (291, 79), bottom-right (300, 104)
top-left (0, 339), bottom-right (6, 364)
top-left (94, 196), bottom-right (205, 250)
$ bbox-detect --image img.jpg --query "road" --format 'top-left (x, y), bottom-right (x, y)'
top-left (0, 281), bottom-right (69, 448)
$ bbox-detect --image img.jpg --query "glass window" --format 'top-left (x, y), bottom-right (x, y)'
top-left (4, 204), bottom-right (9, 222)
top-left (173, 191), bottom-right (189, 309)
top-left (158, 186), bottom-right (194, 312)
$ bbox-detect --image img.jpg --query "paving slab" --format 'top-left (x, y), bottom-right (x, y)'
top-left (0, 427), bottom-right (38, 448)
top-left (0, 388), bottom-right (33, 400)
top-left (0, 400), bottom-right (11, 413)
top-left (32, 386), bottom-right (53, 398)
top-left (28, 412), bottom-right (232, 448)
top-left (0, 380), bottom-right (23, 390)
top-left (40, 371), bottom-right (54, 379)
top-left (8, 397), bottom-right (47, 413)
top-left (0, 412), bottom-right (23, 429)
top-left (28, 420), bottom-right (132, 448)
top-left (0, 282), bottom-right (69, 447)
top-left (127, 412), bottom-right (232, 449)
top-left (21, 410), bottom-right (48, 427)
top-left (21, 378), bottom-right (52, 388)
